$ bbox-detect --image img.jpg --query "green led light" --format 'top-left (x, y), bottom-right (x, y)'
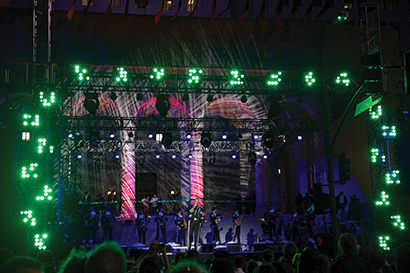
top-left (150, 68), bottom-right (165, 81)
top-left (371, 148), bottom-right (385, 163)
top-left (369, 105), bottom-right (383, 119)
top-left (378, 236), bottom-right (391, 250)
top-left (74, 65), bottom-right (90, 81)
top-left (335, 72), bottom-right (350, 86)
top-left (187, 68), bottom-right (203, 84)
top-left (115, 67), bottom-right (128, 82)
top-left (39, 91), bottom-right (56, 107)
top-left (229, 70), bottom-right (245, 85)
top-left (23, 114), bottom-right (39, 127)
top-left (376, 191), bottom-right (390, 206)
top-left (391, 215), bottom-right (406, 230)
top-left (386, 170), bottom-right (400, 184)
top-left (382, 125), bottom-right (396, 139)
top-left (21, 163), bottom-right (38, 179)
top-left (34, 234), bottom-right (47, 250)
top-left (267, 71), bottom-right (282, 86)
top-left (304, 72), bottom-right (316, 86)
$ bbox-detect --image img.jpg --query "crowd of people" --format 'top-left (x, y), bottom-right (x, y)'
top-left (2, 233), bottom-right (410, 273)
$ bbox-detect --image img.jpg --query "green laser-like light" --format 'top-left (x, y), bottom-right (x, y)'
top-left (378, 236), bottom-right (390, 250)
top-left (21, 163), bottom-right (39, 179)
top-left (267, 72), bottom-right (282, 86)
top-left (74, 65), bottom-right (90, 81)
top-left (376, 191), bottom-right (390, 206)
top-left (150, 68), bottom-right (165, 81)
top-left (369, 105), bottom-right (383, 119)
top-left (229, 70), bottom-right (245, 85)
top-left (335, 72), bottom-right (350, 86)
top-left (386, 170), bottom-right (400, 184)
top-left (23, 114), bottom-right (40, 127)
top-left (39, 91), bottom-right (56, 107)
top-left (371, 148), bottom-right (386, 163)
top-left (391, 215), bottom-right (406, 230)
top-left (382, 125), bottom-right (396, 139)
top-left (187, 68), bottom-right (203, 84)
top-left (115, 67), bottom-right (128, 82)
top-left (304, 72), bottom-right (316, 86)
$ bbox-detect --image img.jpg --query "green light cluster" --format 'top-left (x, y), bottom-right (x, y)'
top-left (386, 170), bottom-right (400, 184)
top-left (304, 72), bottom-right (316, 86)
top-left (34, 234), bottom-right (48, 250)
top-left (115, 67), bottom-right (128, 82)
top-left (376, 191), bottom-right (390, 206)
top-left (39, 91), bottom-right (55, 107)
top-left (371, 148), bottom-right (386, 163)
top-left (335, 72), bottom-right (350, 86)
top-left (382, 125), bottom-right (396, 139)
top-left (74, 65), bottom-right (90, 81)
top-left (23, 114), bottom-right (39, 127)
top-left (150, 68), bottom-right (165, 80)
top-left (391, 215), bottom-right (406, 230)
top-left (21, 163), bottom-right (39, 179)
top-left (188, 69), bottom-right (203, 84)
top-left (267, 72), bottom-right (282, 86)
top-left (379, 236), bottom-right (390, 251)
top-left (36, 185), bottom-right (52, 201)
top-left (229, 70), bottom-right (245, 85)
top-left (38, 138), bottom-right (46, 154)
top-left (369, 105), bottom-right (383, 119)
top-left (20, 210), bottom-right (36, 226)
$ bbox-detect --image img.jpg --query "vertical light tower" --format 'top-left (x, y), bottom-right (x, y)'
top-left (322, 10), bottom-right (349, 257)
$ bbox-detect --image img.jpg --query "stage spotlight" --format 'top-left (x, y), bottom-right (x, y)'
top-left (115, 154), bottom-right (120, 159)
top-left (253, 134), bottom-right (259, 140)
top-left (201, 132), bottom-right (212, 148)
top-left (262, 132), bottom-right (275, 149)
top-left (109, 132), bottom-right (115, 139)
top-left (89, 131), bottom-right (100, 146)
top-left (110, 92), bottom-right (117, 101)
top-left (171, 154), bottom-right (177, 159)
top-left (221, 133), bottom-right (227, 140)
top-left (83, 92), bottom-right (99, 115)
top-left (189, 154), bottom-right (193, 159)
top-left (297, 135), bottom-right (303, 141)
top-left (248, 152), bottom-right (257, 165)
top-left (231, 153), bottom-right (237, 159)
top-left (147, 132), bottom-right (154, 139)
top-left (156, 133), bottom-right (163, 143)
top-left (137, 153), bottom-right (145, 164)
top-left (77, 154), bottom-right (82, 159)
top-left (155, 154), bottom-right (161, 159)
top-left (156, 94), bottom-right (170, 117)
top-left (162, 132), bottom-right (173, 147)
top-left (68, 133), bottom-right (74, 139)
top-left (137, 93), bottom-right (143, 101)
top-left (241, 95), bottom-right (247, 103)
top-left (207, 94), bottom-right (213, 102)
top-left (186, 133), bottom-right (192, 140)
top-left (22, 132), bottom-right (30, 141)
top-left (182, 93), bottom-right (189, 102)
top-left (263, 154), bottom-right (268, 160)
top-left (208, 152), bottom-right (216, 165)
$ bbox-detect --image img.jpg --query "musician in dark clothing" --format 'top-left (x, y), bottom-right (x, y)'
top-left (174, 208), bottom-right (186, 245)
top-left (136, 209), bottom-right (149, 244)
top-left (210, 207), bottom-right (221, 244)
top-left (155, 207), bottom-right (168, 243)
top-left (261, 208), bottom-right (279, 241)
top-left (101, 205), bottom-right (115, 241)
top-left (86, 206), bottom-right (100, 244)
top-left (232, 209), bottom-right (241, 244)
top-left (187, 198), bottom-right (204, 251)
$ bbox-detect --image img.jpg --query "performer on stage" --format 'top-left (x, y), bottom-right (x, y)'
top-left (101, 205), bottom-right (115, 241)
top-left (261, 207), bottom-right (279, 241)
top-left (136, 209), bottom-right (149, 244)
top-left (210, 207), bottom-right (221, 244)
top-left (85, 206), bottom-right (100, 245)
top-left (174, 208), bottom-right (186, 246)
top-left (187, 198), bottom-right (204, 251)
top-left (232, 209), bottom-right (242, 245)
top-left (155, 207), bottom-right (168, 243)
